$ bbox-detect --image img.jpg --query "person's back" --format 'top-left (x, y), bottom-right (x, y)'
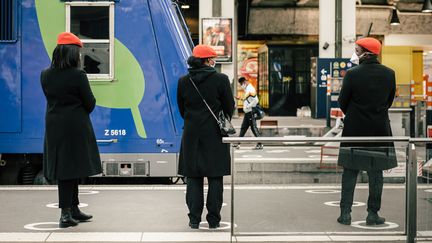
top-left (177, 45), bottom-right (234, 229)
top-left (337, 37), bottom-right (397, 227)
top-left (339, 58), bottom-right (395, 136)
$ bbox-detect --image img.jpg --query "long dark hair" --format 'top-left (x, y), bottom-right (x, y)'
top-left (51, 44), bottom-right (81, 70)
top-left (187, 56), bottom-right (207, 68)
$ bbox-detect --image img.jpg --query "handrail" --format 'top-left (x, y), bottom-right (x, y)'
top-left (223, 136), bottom-right (410, 144)
top-left (389, 108), bottom-right (412, 112)
top-left (408, 138), bottom-right (432, 143)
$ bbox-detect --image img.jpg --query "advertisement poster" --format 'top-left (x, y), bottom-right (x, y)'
top-left (202, 18), bottom-right (232, 62)
top-left (237, 42), bottom-right (263, 107)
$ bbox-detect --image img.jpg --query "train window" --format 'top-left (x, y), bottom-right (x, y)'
top-left (0, 0), bottom-right (17, 42)
top-left (170, 2), bottom-right (194, 57)
top-left (66, 2), bottom-right (114, 81)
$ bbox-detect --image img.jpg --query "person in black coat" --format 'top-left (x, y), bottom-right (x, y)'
top-left (337, 37), bottom-right (397, 226)
top-left (177, 45), bottom-right (235, 229)
top-left (40, 32), bottom-right (102, 228)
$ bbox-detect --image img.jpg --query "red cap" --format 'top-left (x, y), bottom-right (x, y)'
top-left (192, 45), bottom-right (217, 58)
top-left (355, 37), bottom-right (381, 55)
top-left (57, 32), bottom-right (83, 47)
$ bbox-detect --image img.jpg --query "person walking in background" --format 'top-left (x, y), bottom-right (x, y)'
top-left (177, 45), bottom-right (235, 229)
top-left (40, 32), bottom-right (102, 228)
top-left (235, 77), bottom-right (263, 150)
top-left (337, 37), bottom-right (397, 226)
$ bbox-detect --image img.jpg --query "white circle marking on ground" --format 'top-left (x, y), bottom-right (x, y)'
top-left (305, 189), bottom-right (340, 194)
top-left (46, 203), bottom-right (88, 209)
top-left (351, 221), bottom-right (399, 230)
top-left (198, 221), bottom-right (236, 230)
top-left (79, 190), bottom-right (99, 195)
top-left (24, 222), bottom-right (61, 231)
top-left (324, 201), bottom-right (365, 207)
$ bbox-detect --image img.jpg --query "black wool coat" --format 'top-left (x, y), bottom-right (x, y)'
top-left (177, 67), bottom-right (235, 177)
top-left (41, 68), bottom-right (102, 180)
top-left (337, 57), bottom-right (397, 171)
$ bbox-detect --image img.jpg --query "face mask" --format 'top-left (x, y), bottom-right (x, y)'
top-left (350, 52), bottom-right (359, 65)
top-left (241, 84), bottom-right (247, 89)
top-left (209, 59), bottom-right (216, 68)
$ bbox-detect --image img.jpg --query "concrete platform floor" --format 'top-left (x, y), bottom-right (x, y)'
top-left (0, 185), bottom-right (431, 242)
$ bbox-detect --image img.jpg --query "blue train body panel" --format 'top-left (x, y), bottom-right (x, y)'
top-left (0, 0), bottom-right (190, 175)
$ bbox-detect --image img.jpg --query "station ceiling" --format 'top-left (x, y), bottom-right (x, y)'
top-left (249, 0), bottom-right (426, 12)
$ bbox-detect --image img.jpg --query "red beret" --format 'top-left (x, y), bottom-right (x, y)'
top-left (192, 45), bottom-right (217, 58)
top-left (355, 37), bottom-right (381, 55)
top-left (57, 32), bottom-right (83, 47)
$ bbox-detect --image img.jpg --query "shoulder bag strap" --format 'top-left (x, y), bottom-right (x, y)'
top-left (188, 77), bottom-right (220, 124)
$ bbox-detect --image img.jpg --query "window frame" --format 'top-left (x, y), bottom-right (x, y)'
top-left (65, 1), bottom-right (115, 81)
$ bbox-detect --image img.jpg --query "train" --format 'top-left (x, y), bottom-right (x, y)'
top-left (0, 0), bottom-right (192, 184)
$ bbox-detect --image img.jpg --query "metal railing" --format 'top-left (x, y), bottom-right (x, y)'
top-left (223, 136), bottom-right (432, 243)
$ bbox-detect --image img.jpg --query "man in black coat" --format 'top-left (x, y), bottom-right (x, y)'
top-left (337, 37), bottom-right (397, 226)
top-left (177, 45), bottom-right (235, 229)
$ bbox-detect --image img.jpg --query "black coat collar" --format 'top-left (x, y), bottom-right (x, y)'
top-left (360, 57), bottom-right (380, 65)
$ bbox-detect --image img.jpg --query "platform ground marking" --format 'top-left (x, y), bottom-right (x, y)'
top-left (324, 201), bottom-right (365, 207)
top-left (24, 222), bottom-right (61, 231)
top-left (305, 189), bottom-right (340, 194)
top-left (351, 221), bottom-right (399, 230)
top-left (46, 203), bottom-right (88, 209)
top-left (197, 221), bottom-right (236, 230)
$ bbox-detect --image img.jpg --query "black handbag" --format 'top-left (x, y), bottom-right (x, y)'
top-left (189, 77), bottom-right (236, 136)
top-left (252, 104), bottom-right (265, 120)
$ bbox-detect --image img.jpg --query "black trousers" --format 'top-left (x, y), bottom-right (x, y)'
top-left (186, 177), bottom-right (223, 226)
top-left (239, 111), bottom-right (261, 137)
top-left (58, 179), bottom-right (80, 209)
top-left (340, 168), bottom-right (383, 213)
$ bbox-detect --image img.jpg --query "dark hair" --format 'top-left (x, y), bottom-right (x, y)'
top-left (238, 77), bottom-right (246, 84)
top-left (187, 56), bottom-right (207, 68)
top-left (51, 44), bottom-right (81, 70)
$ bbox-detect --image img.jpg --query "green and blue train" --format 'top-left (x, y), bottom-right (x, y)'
top-left (0, 0), bottom-right (192, 183)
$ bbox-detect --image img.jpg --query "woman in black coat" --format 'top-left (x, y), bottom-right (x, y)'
top-left (40, 32), bottom-right (102, 228)
top-left (337, 37), bottom-right (397, 226)
top-left (177, 45), bottom-right (235, 229)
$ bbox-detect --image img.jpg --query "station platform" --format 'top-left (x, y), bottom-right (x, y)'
top-left (0, 185), bottom-right (431, 243)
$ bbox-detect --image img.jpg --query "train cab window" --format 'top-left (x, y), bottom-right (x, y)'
top-left (66, 2), bottom-right (114, 81)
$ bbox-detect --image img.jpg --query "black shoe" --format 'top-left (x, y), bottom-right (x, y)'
top-left (71, 206), bottom-right (92, 222)
top-left (209, 223), bottom-right (220, 229)
top-left (366, 212), bottom-right (385, 225)
top-left (337, 210), bottom-right (351, 225)
top-left (59, 208), bottom-right (79, 228)
top-left (189, 222), bottom-right (199, 229)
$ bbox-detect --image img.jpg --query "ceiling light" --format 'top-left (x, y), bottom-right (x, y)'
top-left (390, 8), bottom-right (400, 25)
top-left (422, 0), bottom-right (432, 12)
top-left (181, 4), bottom-right (190, 9)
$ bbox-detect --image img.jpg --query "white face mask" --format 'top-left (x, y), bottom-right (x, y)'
top-left (241, 83), bottom-right (247, 89)
top-left (350, 52), bottom-right (373, 65)
top-left (350, 52), bottom-right (360, 65)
